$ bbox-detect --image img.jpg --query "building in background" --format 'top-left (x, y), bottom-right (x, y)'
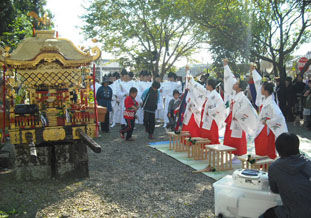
top-left (94, 59), bottom-right (122, 82)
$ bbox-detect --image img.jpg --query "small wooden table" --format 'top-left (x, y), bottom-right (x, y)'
top-left (206, 144), bottom-right (237, 171)
top-left (167, 131), bottom-right (190, 151)
top-left (167, 131), bottom-right (177, 150)
top-left (237, 154), bottom-right (269, 169)
top-left (185, 137), bottom-right (211, 160)
top-left (252, 158), bottom-right (275, 172)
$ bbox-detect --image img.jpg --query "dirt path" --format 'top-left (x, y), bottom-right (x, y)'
top-left (0, 124), bottom-right (215, 217)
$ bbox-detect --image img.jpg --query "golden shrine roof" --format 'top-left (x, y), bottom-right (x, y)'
top-left (1, 30), bottom-right (101, 68)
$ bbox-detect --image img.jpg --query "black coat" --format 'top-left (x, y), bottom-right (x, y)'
top-left (269, 155), bottom-right (311, 218)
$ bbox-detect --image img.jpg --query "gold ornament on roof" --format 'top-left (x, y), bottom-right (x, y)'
top-left (27, 11), bottom-right (51, 28)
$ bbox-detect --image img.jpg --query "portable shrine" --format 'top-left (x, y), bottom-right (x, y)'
top-left (0, 30), bottom-right (104, 179)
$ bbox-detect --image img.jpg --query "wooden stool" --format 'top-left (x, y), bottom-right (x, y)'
top-left (252, 158), bottom-right (275, 172)
top-left (185, 137), bottom-right (211, 160)
top-left (167, 132), bottom-right (177, 150)
top-left (174, 131), bottom-right (191, 152)
top-left (237, 154), bottom-right (269, 169)
top-left (206, 144), bottom-right (237, 171)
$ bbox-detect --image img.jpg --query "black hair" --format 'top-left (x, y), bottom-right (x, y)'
top-left (275, 133), bottom-right (300, 157)
top-left (129, 71), bottom-right (134, 78)
top-left (152, 81), bottom-right (161, 89)
top-left (173, 89), bottom-right (180, 96)
top-left (168, 72), bottom-right (174, 78)
top-left (113, 72), bottom-right (120, 78)
top-left (238, 80), bottom-right (248, 91)
top-left (262, 82), bottom-right (274, 95)
top-left (286, 76), bottom-right (292, 83)
top-left (207, 78), bottom-right (217, 89)
top-left (308, 80), bottom-right (311, 84)
top-left (129, 87), bottom-right (138, 94)
top-left (121, 69), bottom-right (128, 76)
top-left (154, 74), bottom-right (160, 78)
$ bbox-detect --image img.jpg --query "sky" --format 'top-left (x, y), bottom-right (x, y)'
top-left (46, 0), bottom-right (311, 67)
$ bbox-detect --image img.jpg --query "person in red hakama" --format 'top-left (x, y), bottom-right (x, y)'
top-left (254, 82), bottom-right (288, 159)
top-left (200, 79), bottom-right (226, 144)
top-left (223, 82), bottom-right (248, 156)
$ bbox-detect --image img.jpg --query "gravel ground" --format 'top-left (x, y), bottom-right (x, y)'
top-left (0, 124), bottom-right (215, 218)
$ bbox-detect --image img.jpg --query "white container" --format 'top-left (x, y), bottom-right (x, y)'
top-left (213, 175), bottom-right (282, 218)
top-left (232, 169), bottom-right (269, 191)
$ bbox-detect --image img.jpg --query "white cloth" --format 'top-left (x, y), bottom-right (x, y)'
top-left (136, 81), bottom-right (148, 124)
top-left (111, 79), bottom-right (122, 124)
top-left (252, 69), bottom-right (264, 107)
top-left (230, 92), bottom-right (258, 138)
top-left (256, 95), bottom-right (288, 138)
top-left (162, 81), bottom-right (182, 124)
top-left (224, 65), bottom-right (237, 105)
top-left (201, 89), bottom-right (226, 130)
top-left (181, 75), bottom-right (208, 126)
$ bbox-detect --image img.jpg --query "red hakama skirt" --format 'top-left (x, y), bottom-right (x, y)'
top-left (223, 112), bottom-right (247, 156)
top-left (200, 120), bottom-right (220, 144)
top-left (182, 114), bottom-right (201, 137)
top-left (254, 125), bottom-right (276, 159)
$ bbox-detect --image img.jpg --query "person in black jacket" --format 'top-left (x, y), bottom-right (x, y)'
top-left (141, 81), bottom-right (160, 139)
top-left (260, 133), bottom-right (311, 218)
top-left (285, 77), bottom-right (296, 122)
top-left (96, 78), bottom-right (113, 133)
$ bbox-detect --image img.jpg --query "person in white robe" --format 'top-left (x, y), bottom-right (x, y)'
top-left (254, 82), bottom-right (288, 159)
top-left (223, 61), bottom-right (258, 157)
top-left (250, 63), bottom-right (265, 108)
top-left (200, 78), bottom-right (227, 144)
top-left (162, 73), bottom-right (182, 127)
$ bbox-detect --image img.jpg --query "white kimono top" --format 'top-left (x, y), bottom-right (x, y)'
top-left (201, 89), bottom-right (226, 130)
top-left (252, 69), bottom-right (264, 107)
top-left (224, 65), bottom-right (237, 105)
top-left (256, 95), bottom-right (288, 138)
top-left (183, 76), bottom-right (208, 126)
top-left (230, 91), bottom-right (258, 138)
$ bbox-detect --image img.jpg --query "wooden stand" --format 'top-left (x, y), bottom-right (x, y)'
top-left (185, 137), bottom-right (211, 160)
top-left (167, 131), bottom-right (190, 151)
top-left (167, 132), bottom-right (177, 150)
top-left (237, 154), bottom-right (274, 172)
top-left (237, 154), bottom-right (274, 171)
top-left (252, 158), bottom-right (274, 172)
top-left (206, 144), bottom-right (237, 171)
top-left (175, 131), bottom-right (191, 152)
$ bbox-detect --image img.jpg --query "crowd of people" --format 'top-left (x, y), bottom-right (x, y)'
top-left (95, 61), bottom-right (311, 146)
top-left (94, 62), bottom-right (311, 218)
top-left (94, 60), bottom-right (291, 159)
top-left (95, 70), bottom-right (182, 140)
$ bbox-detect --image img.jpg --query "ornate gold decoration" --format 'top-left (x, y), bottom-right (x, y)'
top-left (72, 127), bottom-right (85, 139)
top-left (90, 47), bottom-right (101, 61)
top-left (16, 62), bottom-right (82, 88)
top-left (86, 124), bottom-right (96, 138)
top-left (43, 127), bottom-right (66, 141)
top-left (22, 130), bottom-right (36, 144)
top-left (9, 130), bottom-right (20, 144)
top-left (28, 11), bottom-right (51, 27)
top-left (5, 53), bottom-right (95, 68)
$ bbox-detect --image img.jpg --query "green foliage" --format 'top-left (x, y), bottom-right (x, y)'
top-left (173, 0), bottom-right (311, 79)
top-left (82, 0), bottom-right (207, 77)
top-left (0, 12), bottom-right (33, 48)
top-left (0, 0), bottom-right (53, 49)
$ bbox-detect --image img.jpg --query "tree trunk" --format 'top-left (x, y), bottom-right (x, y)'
top-left (277, 62), bottom-right (287, 117)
